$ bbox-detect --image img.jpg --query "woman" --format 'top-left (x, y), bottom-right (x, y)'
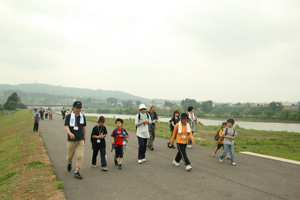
top-left (169, 111), bottom-right (180, 148)
top-left (170, 113), bottom-right (195, 171)
top-left (187, 106), bottom-right (201, 149)
top-left (135, 104), bottom-right (152, 164)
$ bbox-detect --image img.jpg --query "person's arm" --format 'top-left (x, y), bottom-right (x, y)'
top-left (188, 130), bottom-right (195, 145)
top-left (157, 119), bottom-right (161, 128)
top-left (83, 126), bottom-right (86, 143)
top-left (135, 114), bottom-right (144, 126)
top-left (65, 126), bottom-right (75, 139)
top-left (111, 137), bottom-right (115, 144)
top-left (195, 116), bottom-right (201, 128)
top-left (230, 130), bottom-right (237, 140)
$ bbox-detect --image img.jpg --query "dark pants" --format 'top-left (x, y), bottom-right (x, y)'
top-left (91, 146), bottom-right (106, 167)
top-left (62, 113), bottom-right (65, 120)
top-left (33, 123), bottom-right (39, 131)
top-left (175, 143), bottom-right (191, 166)
top-left (115, 145), bottom-right (124, 158)
top-left (137, 136), bottom-right (147, 160)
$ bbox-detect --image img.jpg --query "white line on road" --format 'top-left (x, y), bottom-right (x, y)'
top-left (240, 151), bottom-right (300, 165)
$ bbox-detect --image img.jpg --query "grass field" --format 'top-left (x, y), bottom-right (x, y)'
top-left (86, 116), bottom-right (300, 161)
top-left (0, 110), bottom-right (64, 199)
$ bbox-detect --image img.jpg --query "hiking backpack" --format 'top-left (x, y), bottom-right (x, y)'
top-left (214, 130), bottom-right (221, 141)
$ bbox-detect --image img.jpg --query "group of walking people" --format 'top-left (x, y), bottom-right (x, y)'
top-left (64, 101), bottom-right (237, 180)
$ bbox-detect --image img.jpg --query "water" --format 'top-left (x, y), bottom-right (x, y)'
top-left (85, 113), bottom-right (300, 133)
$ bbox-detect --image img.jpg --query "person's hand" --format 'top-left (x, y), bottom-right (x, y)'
top-left (192, 141), bottom-right (196, 145)
top-left (69, 133), bottom-right (75, 139)
top-left (197, 124), bottom-right (201, 128)
top-left (143, 120), bottom-right (149, 123)
top-left (159, 124), bottom-right (161, 128)
top-left (112, 141), bottom-right (115, 145)
top-left (119, 135), bottom-right (123, 138)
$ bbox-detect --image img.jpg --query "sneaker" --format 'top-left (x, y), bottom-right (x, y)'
top-left (226, 156), bottom-right (231, 160)
top-left (118, 165), bottom-right (122, 170)
top-left (114, 159), bottom-right (118, 166)
top-left (186, 165), bottom-right (192, 171)
top-left (231, 162), bottom-right (236, 166)
top-left (67, 163), bottom-right (72, 172)
top-left (172, 160), bottom-right (180, 167)
top-left (212, 152), bottom-right (217, 157)
top-left (151, 148), bottom-right (154, 151)
top-left (214, 154), bottom-right (218, 157)
top-left (138, 159), bottom-right (143, 164)
top-left (142, 158), bottom-right (146, 162)
top-left (93, 165), bottom-right (97, 168)
top-left (219, 158), bottom-right (223, 163)
top-left (187, 145), bottom-right (192, 149)
top-left (74, 171), bottom-right (83, 179)
top-left (101, 167), bottom-right (108, 171)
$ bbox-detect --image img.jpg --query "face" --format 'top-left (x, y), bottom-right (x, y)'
top-left (222, 124), bottom-right (227, 128)
top-left (181, 118), bottom-right (188, 124)
top-left (73, 107), bottom-right (81, 114)
top-left (140, 108), bottom-right (146, 114)
top-left (151, 107), bottom-right (155, 112)
top-left (116, 121), bottom-right (122, 128)
top-left (175, 113), bottom-right (179, 117)
top-left (227, 122), bottom-right (233, 128)
top-left (98, 122), bottom-right (104, 126)
top-left (190, 109), bottom-right (194, 113)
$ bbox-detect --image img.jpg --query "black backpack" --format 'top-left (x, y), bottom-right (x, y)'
top-left (214, 130), bottom-right (221, 141)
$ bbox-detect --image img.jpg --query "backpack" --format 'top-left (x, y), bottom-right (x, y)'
top-left (111, 128), bottom-right (129, 152)
top-left (214, 130), bottom-right (221, 141)
top-left (136, 112), bottom-right (150, 130)
top-left (221, 128), bottom-right (236, 141)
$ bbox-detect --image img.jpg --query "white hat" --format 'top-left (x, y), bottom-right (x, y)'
top-left (139, 104), bottom-right (147, 110)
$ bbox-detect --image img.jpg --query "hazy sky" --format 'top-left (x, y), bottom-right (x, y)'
top-left (1, 0), bottom-right (299, 103)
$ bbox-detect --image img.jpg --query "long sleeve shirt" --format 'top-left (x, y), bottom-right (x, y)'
top-left (171, 122), bottom-right (195, 144)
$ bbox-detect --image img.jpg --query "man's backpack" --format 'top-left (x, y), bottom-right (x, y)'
top-left (214, 130), bottom-right (221, 141)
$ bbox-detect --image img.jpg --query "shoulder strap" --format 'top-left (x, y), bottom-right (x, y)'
top-left (224, 128), bottom-right (228, 136)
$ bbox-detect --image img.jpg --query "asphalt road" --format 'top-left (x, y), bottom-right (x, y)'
top-left (38, 114), bottom-right (300, 200)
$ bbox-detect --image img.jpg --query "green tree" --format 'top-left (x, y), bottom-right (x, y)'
top-left (269, 101), bottom-right (283, 112)
top-left (243, 108), bottom-right (251, 117)
top-left (265, 111), bottom-right (274, 118)
top-left (135, 100), bottom-right (141, 106)
top-left (122, 100), bottom-right (133, 108)
top-left (4, 92), bottom-right (21, 110)
top-left (201, 100), bottom-right (213, 113)
top-left (181, 98), bottom-right (201, 111)
top-left (195, 108), bottom-right (205, 118)
top-left (230, 110), bottom-right (241, 118)
top-left (260, 112), bottom-right (267, 119)
top-left (107, 97), bottom-right (118, 105)
top-left (280, 110), bottom-right (290, 120)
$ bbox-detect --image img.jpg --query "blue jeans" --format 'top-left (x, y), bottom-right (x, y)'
top-left (220, 144), bottom-right (235, 163)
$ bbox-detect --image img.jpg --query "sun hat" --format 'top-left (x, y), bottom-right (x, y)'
top-left (139, 104), bottom-right (147, 110)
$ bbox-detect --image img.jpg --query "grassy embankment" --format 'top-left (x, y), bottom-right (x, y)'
top-left (86, 116), bottom-right (300, 161)
top-left (0, 110), bottom-right (64, 199)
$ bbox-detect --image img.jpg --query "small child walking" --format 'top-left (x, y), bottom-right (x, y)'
top-left (111, 118), bottom-right (129, 170)
top-left (212, 122), bottom-right (227, 157)
top-left (91, 116), bottom-right (108, 171)
top-left (32, 112), bottom-right (40, 132)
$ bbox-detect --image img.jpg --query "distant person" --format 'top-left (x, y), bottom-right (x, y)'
top-left (82, 109), bottom-right (85, 116)
top-left (219, 119), bottom-right (237, 166)
top-left (61, 107), bottom-right (66, 120)
top-left (170, 113), bottom-right (195, 171)
top-left (135, 104), bottom-right (152, 164)
top-left (212, 122), bottom-right (227, 157)
top-left (32, 112), bottom-right (40, 132)
top-left (91, 116), bottom-right (108, 171)
top-left (111, 118), bottom-right (129, 170)
top-left (67, 109), bottom-right (71, 115)
top-left (45, 109), bottom-right (48, 120)
top-left (169, 110), bottom-right (180, 149)
top-left (39, 108), bottom-right (44, 120)
top-left (65, 101), bottom-right (86, 179)
top-left (187, 106), bottom-right (201, 149)
top-left (146, 105), bottom-right (161, 151)
top-left (49, 109), bottom-right (53, 120)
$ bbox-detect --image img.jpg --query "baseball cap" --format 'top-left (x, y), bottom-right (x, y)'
top-left (222, 122), bottom-right (227, 126)
top-left (73, 101), bottom-right (82, 108)
top-left (98, 116), bottom-right (105, 122)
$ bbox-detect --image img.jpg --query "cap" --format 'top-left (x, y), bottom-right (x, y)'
top-left (98, 116), bottom-right (105, 122)
top-left (181, 113), bottom-right (189, 119)
top-left (36, 112), bottom-right (39, 115)
top-left (139, 104), bottom-right (147, 110)
top-left (73, 101), bottom-right (82, 108)
top-left (222, 122), bottom-right (227, 126)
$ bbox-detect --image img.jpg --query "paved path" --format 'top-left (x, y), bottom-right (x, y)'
top-left (39, 114), bottom-right (300, 200)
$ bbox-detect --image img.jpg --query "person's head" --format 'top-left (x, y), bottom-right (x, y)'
top-left (73, 101), bottom-right (82, 114)
top-left (221, 121), bottom-right (227, 129)
top-left (227, 119), bottom-right (234, 128)
top-left (115, 118), bottom-right (124, 128)
top-left (180, 113), bottom-right (189, 124)
top-left (36, 112), bottom-right (39, 116)
top-left (173, 110), bottom-right (179, 118)
top-left (98, 116), bottom-right (105, 126)
top-left (139, 104), bottom-right (147, 114)
top-left (150, 105), bottom-right (155, 112)
top-left (188, 106), bottom-right (194, 113)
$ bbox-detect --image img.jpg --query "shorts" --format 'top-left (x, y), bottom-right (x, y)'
top-left (115, 145), bottom-right (124, 158)
top-left (216, 143), bottom-right (224, 150)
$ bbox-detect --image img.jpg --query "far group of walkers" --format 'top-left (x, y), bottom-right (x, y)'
top-left (64, 101), bottom-right (237, 180)
top-left (32, 107), bottom-right (54, 131)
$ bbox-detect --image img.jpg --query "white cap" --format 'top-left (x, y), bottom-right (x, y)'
top-left (139, 104), bottom-right (147, 110)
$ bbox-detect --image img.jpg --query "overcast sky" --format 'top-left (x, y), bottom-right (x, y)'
top-left (1, 0), bottom-right (299, 103)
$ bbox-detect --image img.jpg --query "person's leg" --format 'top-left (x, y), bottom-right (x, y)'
top-left (137, 136), bottom-right (144, 160)
top-left (100, 147), bottom-right (107, 167)
top-left (188, 131), bottom-right (194, 146)
top-left (119, 146), bottom-right (124, 165)
top-left (177, 143), bottom-right (190, 166)
top-left (175, 143), bottom-right (182, 163)
top-left (147, 128), bottom-right (154, 149)
top-left (67, 141), bottom-right (76, 164)
top-left (143, 138), bottom-right (148, 158)
top-left (91, 147), bottom-right (99, 166)
top-left (75, 140), bottom-right (85, 170)
top-left (229, 144), bottom-right (235, 163)
top-left (33, 123), bottom-right (36, 131)
top-left (220, 144), bottom-right (229, 160)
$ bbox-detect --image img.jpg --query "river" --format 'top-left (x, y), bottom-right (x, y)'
top-left (84, 113), bottom-right (300, 133)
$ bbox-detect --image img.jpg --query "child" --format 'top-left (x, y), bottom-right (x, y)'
top-left (219, 119), bottom-right (237, 166)
top-left (91, 116), bottom-right (108, 171)
top-left (212, 122), bottom-right (227, 157)
top-left (32, 112), bottom-right (40, 132)
top-left (170, 113), bottom-right (195, 171)
top-left (111, 118), bottom-right (129, 170)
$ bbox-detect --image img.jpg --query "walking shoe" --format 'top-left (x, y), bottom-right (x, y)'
top-left (212, 152), bottom-right (217, 157)
top-left (231, 162), bottom-right (236, 166)
top-left (142, 158), bottom-right (146, 162)
top-left (74, 171), bottom-right (83, 179)
top-left (93, 165), bottom-right (97, 168)
top-left (138, 159), bottom-right (143, 164)
top-left (226, 156), bottom-right (231, 160)
top-left (114, 159), bottom-right (118, 166)
top-left (151, 148), bottom-right (154, 151)
top-left (187, 145), bottom-right (192, 149)
top-left (67, 163), bottom-right (72, 172)
top-left (172, 160), bottom-right (180, 167)
top-left (118, 165), bottom-right (122, 170)
top-left (185, 165), bottom-right (192, 171)
top-left (101, 167), bottom-right (108, 171)
top-left (219, 158), bottom-right (223, 163)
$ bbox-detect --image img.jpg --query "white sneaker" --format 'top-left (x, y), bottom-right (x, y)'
top-left (93, 165), bottom-right (97, 168)
top-left (226, 156), bottom-right (231, 160)
top-left (138, 159), bottom-right (143, 164)
top-left (212, 152), bottom-right (217, 157)
top-left (186, 165), bottom-right (192, 171)
top-left (172, 160), bottom-right (180, 167)
top-left (187, 145), bottom-right (192, 149)
top-left (219, 158), bottom-right (223, 163)
top-left (142, 159), bottom-right (146, 162)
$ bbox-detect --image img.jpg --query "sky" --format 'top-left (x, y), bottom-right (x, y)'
top-left (1, 0), bottom-right (300, 103)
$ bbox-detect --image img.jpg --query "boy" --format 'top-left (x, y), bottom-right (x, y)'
top-left (212, 122), bottom-right (227, 157)
top-left (91, 116), bottom-right (108, 171)
top-left (219, 119), bottom-right (237, 166)
top-left (32, 112), bottom-right (40, 132)
top-left (111, 118), bottom-right (129, 170)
